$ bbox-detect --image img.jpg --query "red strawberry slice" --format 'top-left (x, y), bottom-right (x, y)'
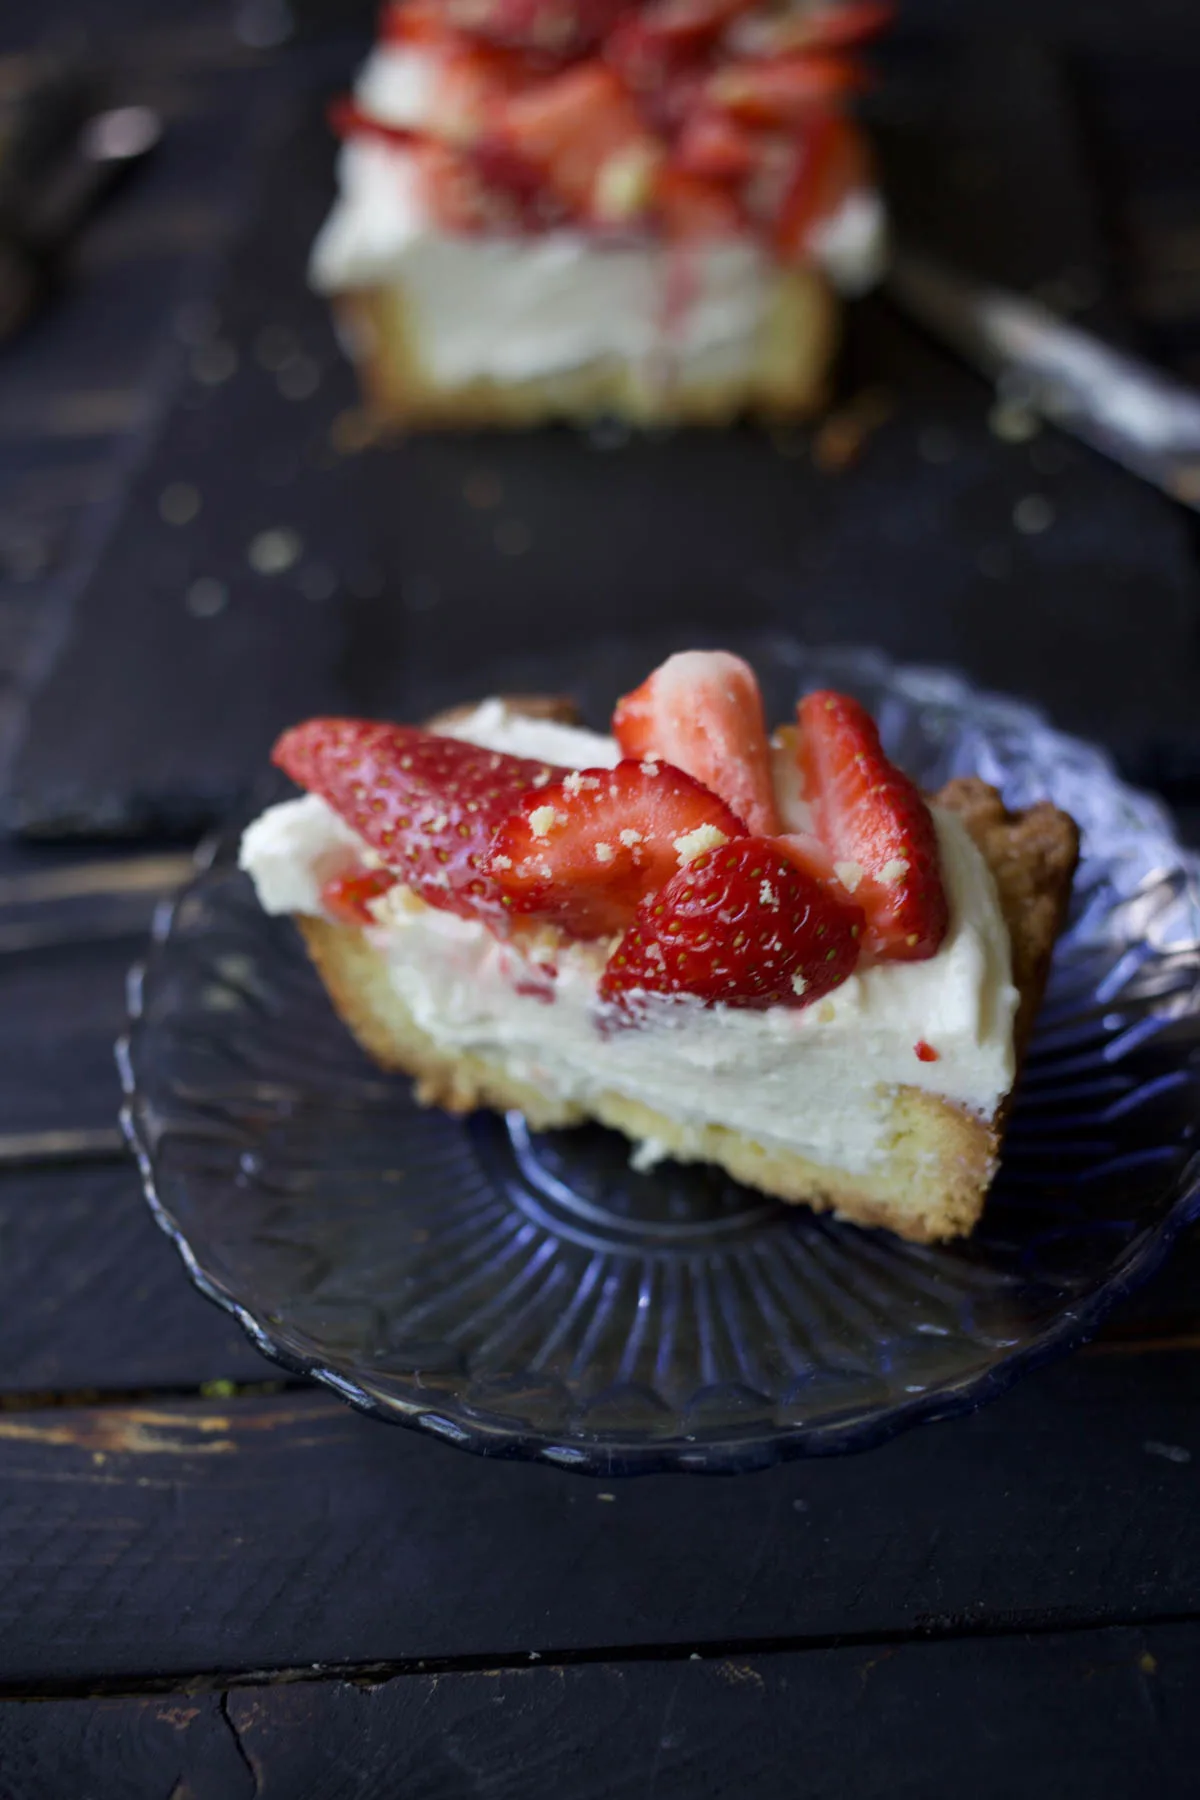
top-left (440, 0), bottom-right (631, 56)
top-left (708, 53), bottom-right (863, 126)
top-left (612, 651), bottom-right (781, 837)
top-left (727, 0), bottom-right (892, 57)
top-left (487, 759), bottom-right (746, 939)
top-left (654, 164), bottom-right (743, 238)
top-left (414, 140), bottom-right (499, 230)
top-left (673, 108), bottom-right (761, 181)
top-left (773, 112), bottom-right (870, 260)
top-left (599, 836), bottom-right (863, 1011)
top-left (321, 867), bottom-right (398, 926)
top-left (272, 720), bottom-right (562, 925)
top-left (496, 62), bottom-right (658, 220)
top-left (796, 690), bottom-right (949, 961)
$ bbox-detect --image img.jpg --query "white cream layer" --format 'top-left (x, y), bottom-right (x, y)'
top-left (309, 44), bottom-right (885, 383)
top-left (239, 701), bottom-right (1018, 1174)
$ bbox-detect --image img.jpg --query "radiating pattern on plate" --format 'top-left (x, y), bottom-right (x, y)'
top-left (120, 643), bottom-right (1200, 1473)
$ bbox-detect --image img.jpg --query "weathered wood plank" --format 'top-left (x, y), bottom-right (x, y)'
top-left (0, 1355), bottom-right (1194, 1682)
top-left (0, 1692), bottom-right (253, 1800)
top-left (0, 1165), bottom-right (270, 1391)
top-left (0, 1624), bottom-right (1197, 1800)
top-left (0, 935), bottom-right (138, 1137)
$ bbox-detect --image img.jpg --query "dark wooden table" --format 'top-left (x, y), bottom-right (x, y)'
top-left (0, 2), bottom-right (1199, 1793)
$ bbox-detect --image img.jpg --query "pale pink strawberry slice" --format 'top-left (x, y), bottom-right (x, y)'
top-left (272, 720), bottom-right (562, 925)
top-left (487, 758), bottom-right (746, 939)
top-left (611, 651), bottom-right (782, 837)
top-left (599, 835), bottom-right (862, 1011)
top-left (495, 62), bottom-right (659, 221)
top-left (796, 690), bottom-right (948, 960)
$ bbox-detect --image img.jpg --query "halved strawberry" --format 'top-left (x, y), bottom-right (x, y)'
top-left (486, 759), bottom-right (746, 939)
top-left (414, 140), bottom-right (499, 230)
top-left (431, 45), bottom-right (525, 148)
top-left (440, 0), bottom-right (631, 56)
top-left (322, 867), bottom-right (398, 926)
top-left (612, 651), bottom-right (781, 837)
top-left (654, 164), bottom-right (743, 237)
top-left (495, 62), bottom-right (658, 219)
top-left (673, 108), bottom-right (761, 181)
top-left (708, 53), bottom-right (863, 126)
top-left (381, 0), bottom-right (452, 45)
top-left (599, 836), bottom-right (862, 1011)
top-left (327, 97), bottom-right (417, 149)
top-left (726, 0), bottom-right (892, 58)
top-left (796, 690), bottom-right (949, 961)
top-left (272, 720), bottom-right (562, 925)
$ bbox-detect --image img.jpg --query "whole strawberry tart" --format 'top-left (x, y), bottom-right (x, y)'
top-left (239, 652), bottom-right (1079, 1241)
top-left (312, 0), bottom-right (889, 425)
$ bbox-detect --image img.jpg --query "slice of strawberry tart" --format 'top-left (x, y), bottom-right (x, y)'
top-left (311, 0), bottom-right (889, 426)
top-left (239, 653), bottom-right (1079, 1241)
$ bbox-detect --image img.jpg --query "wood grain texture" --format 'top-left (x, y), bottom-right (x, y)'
top-left (0, 1166), bottom-right (269, 1391)
top-left (0, 1357), bottom-right (1195, 1684)
top-left (0, 935), bottom-right (135, 1137)
top-left (0, 1693), bottom-right (254, 1800)
top-left (0, 1625), bottom-right (1197, 1799)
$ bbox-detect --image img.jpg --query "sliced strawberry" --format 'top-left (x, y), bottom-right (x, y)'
top-left (496, 62), bottom-right (657, 219)
top-left (439, 0), bottom-right (631, 56)
top-left (767, 0), bottom-right (893, 52)
top-left (432, 45), bottom-right (524, 147)
top-left (487, 759), bottom-right (746, 939)
top-left (599, 836), bottom-right (862, 1011)
top-left (654, 164), bottom-right (743, 237)
top-left (708, 53), bottom-right (863, 127)
top-left (796, 690), bottom-right (949, 961)
top-left (726, 0), bottom-right (892, 58)
top-left (414, 140), bottom-right (497, 230)
top-left (772, 112), bottom-right (870, 259)
top-left (272, 720), bottom-right (562, 926)
top-left (381, 0), bottom-right (452, 45)
top-left (327, 97), bottom-right (418, 149)
top-left (673, 108), bottom-right (760, 181)
top-left (322, 867), bottom-right (398, 926)
top-left (612, 651), bottom-right (781, 837)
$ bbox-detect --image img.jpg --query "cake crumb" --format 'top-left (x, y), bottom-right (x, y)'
top-left (674, 824), bottom-right (729, 866)
top-left (529, 806), bottom-right (563, 838)
top-left (594, 842), bottom-right (615, 864)
top-left (619, 828), bottom-right (643, 848)
top-left (834, 860), bottom-right (864, 893)
top-left (880, 858), bottom-right (909, 884)
top-left (631, 1137), bottom-right (670, 1172)
top-left (759, 879), bottom-right (778, 907)
top-left (791, 972), bottom-right (808, 997)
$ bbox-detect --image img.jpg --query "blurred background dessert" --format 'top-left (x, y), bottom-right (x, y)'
top-left (313, 0), bottom-right (889, 425)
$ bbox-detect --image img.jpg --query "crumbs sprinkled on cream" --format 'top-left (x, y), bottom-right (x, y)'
top-left (674, 824), bottom-right (729, 866)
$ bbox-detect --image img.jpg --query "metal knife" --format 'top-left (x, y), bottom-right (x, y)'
top-left (886, 247), bottom-right (1200, 512)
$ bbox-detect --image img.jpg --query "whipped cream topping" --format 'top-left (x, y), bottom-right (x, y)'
top-left (239, 701), bottom-right (1019, 1175)
top-left (310, 45), bottom-right (886, 384)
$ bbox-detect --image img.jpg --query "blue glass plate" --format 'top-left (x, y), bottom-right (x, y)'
top-left (119, 641), bottom-right (1200, 1474)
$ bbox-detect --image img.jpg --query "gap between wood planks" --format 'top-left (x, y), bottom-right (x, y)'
top-left (1, 1609), bottom-right (1200, 1703)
